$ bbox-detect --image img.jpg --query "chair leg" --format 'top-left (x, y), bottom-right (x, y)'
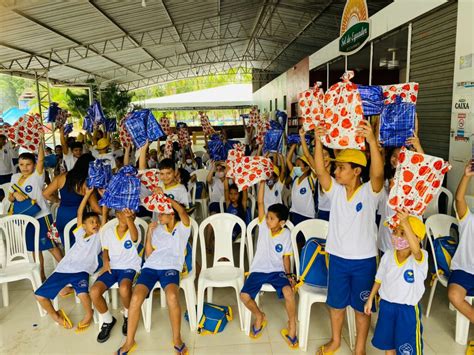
top-left (111, 288), bottom-right (118, 310)
top-left (346, 307), bottom-right (356, 351)
top-left (197, 283), bottom-right (206, 330)
top-left (425, 279), bottom-right (438, 317)
top-left (455, 297), bottom-right (472, 345)
top-left (207, 287), bottom-right (213, 303)
top-left (141, 290), bottom-right (154, 333)
top-left (1, 283), bottom-right (8, 307)
top-left (299, 296), bottom-right (311, 352)
top-left (160, 288), bottom-right (167, 308)
top-left (234, 284), bottom-right (244, 331)
top-left (449, 302), bottom-right (455, 311)
top-left (182, 282), bottom-right (197, 331)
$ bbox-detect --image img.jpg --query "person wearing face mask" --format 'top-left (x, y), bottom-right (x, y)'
top-left (364, 208), bottom-right (428, 355)
top-left (206, 161), bottom-right (226, 215)
top-left (263, 153), bottom-right (286, 213)
top-left (181, 153), bottom-right (197, 174)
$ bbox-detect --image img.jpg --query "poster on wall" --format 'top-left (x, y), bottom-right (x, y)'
top-left (339, 0), bottom-right (370, 54)
top-left (452, 83), bottom-right (473, 142)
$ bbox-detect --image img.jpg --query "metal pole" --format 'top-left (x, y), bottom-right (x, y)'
top-left (369, 41), bottom-right (374, 85)
top-left (406, 23), bottom-right (412, 82)
top-left (88, 85), bottom-right (93, 105)
top-left (344, 55), bottom-right (348, 71)
top-left (326, 62), bottom-right (330, 90)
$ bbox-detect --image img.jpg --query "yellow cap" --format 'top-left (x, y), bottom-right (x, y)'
top-left (296, 155), bottom-right (310, 167)
top-left (408, 217), bottom-right (426, 240)
top-left (96, 138), bottom-right (110, 150)
top-left (76, 133), bottom-right (85, 143)
top-left (333, 149), bottom-right (367, 167)
top-left (273, 166), bottom-right (280, 177)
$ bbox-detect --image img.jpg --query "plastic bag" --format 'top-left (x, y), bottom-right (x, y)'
top-left (208, 137), bottom-right (226, 161)
top-left (140, 169), bottom-right (160, 191)
top-left (164, 134), bottom-right (179, 158)
top-left (99, 165), bottom-right (141, 211)
top-left (177, 122), bottom-right (191, 148)
top-left (104, 118), bottom-right (117, 132)
top-left (287, 133), bottom-right (311, 146)
top-left (63, 123), bottom-right (73, 135)
top-left (46, 103), bottom-right (60, 123)
top-left (86, 159), bottom-right (112, 189)
top-left (256, 113), bottom-right (270, 146)
top-left (159, 116), bottom-right (172, 136)
top-left (322, 71), bottom-right (365, 150)
top-left (226, 149), bottom-right (273, 192)
top-left (85, 100), bottom-right (106, 127)
top-left (248, 106), bottom-right (259, 128)
top-left (269, 120), bottom-right (283, 130)
top-left (142, 193), bottom-right (173, 214)
top-left (7, 114), bottom-right (44, 152)
top-left (379, 96), bottom-right (416, 147)
top-left (199, 112), bottom-right (215, 136)
top-left (119, 116), bottom-right (133, 147)
top-left (124, 110), bottom-right (164, 148)
top-left (144, 110), bottom-right (165, 142)
top-left (275, 110), bottom-right (287, 129)
top-left (382, 82), bottom-right (419, 105)
top-left (299, 82), bottom-right (325, 131)
top-left (263, 129), bottom-right (283, 154)
top-left (357, 85), bottom-right (384, 116)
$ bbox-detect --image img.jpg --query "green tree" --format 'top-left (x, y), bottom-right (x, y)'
top-left (0, 74), bottom-right (32, 112)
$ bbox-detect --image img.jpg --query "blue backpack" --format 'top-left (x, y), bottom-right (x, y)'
top-left (194, 303), bottom-right (233, 335)
top-left (432, 236), bottom-right (458, 279)
top-left (181, 241), bottom-right (193, 276)
top-left (296, 237), bottom-right (329, 289)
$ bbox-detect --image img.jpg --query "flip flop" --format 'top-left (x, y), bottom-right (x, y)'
top-left (317, 345), bottom-right (340, 355)
top-left (174, 343), bottom-right (189, 355)
top-left (466, 341), bottom-right (474, 355)
top-left (116, 342), bottom-right (137, 355)
top-left (280, 328), bottom-right (298, 349)
top-left (58, 309), bottom-right (73, 329)
top-left (249, 319), bottom-right (267, 339)
top-left (74, 321), bottom-right (91, 334)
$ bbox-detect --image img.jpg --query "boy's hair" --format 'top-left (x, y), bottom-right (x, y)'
top-left (267, 203), bottom-right (289, 222)
top-left (82, 211), bottom-right (99, 222)
top-left (159, 158), bottom-right (175, 171)
top-left (70, 141), bottom-right (83, 150)
top-left (19, 152), bottom-right (36, 164)
top-left (229, 183), bottom-right (239, 192)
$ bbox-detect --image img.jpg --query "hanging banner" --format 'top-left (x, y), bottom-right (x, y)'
top-left (339, 0), bottom-right (370, 54)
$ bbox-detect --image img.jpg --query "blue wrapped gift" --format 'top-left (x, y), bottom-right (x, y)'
top-left (63, 123), bottom-right (73, 135)
top-left (144, 110), bottom-right (165, 142)
top-left (357, 85), bottom-right (384, 116)
top-left (46, 102), bottom-right (60, 123)
top-left (125, 110), bottom-right (164, 148)
top-left (99, 165), bottom-right (141, 211)
top-left (104, 118), bottom-right (117, 132)
top-left (86, 159), bottom-right (112, 189)
top-left (287, 133), bottom-right (311, 146)
top-left (269, 120), bottom-right (283, 130)
top-left (85, 100), bottom-right (106, 127)
top-left (82, 115), bottom-right (94, 133)
top-left (208, 138), bottom-right (226, 161)
top-left (263, 129), bottom-right (283, 153)
top-left (379, 96), bottom-right (416, 147)
top-left (275, 110), bottom-right (287, 128)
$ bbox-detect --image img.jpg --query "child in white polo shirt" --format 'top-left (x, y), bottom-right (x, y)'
top-left (90, 208), bottom-right (141, 343)
top-left (240, 181), bottom-right (297, 348)
top-left (313, 120), bottom-right (384, 355)
top-left (448, 160), bottom-right (474, 326)
top-left (35, 188), bottom-right (103, 332)
top-left (364, 209), bottom-right (428, 355)
top-left (118, 192), bottom-right (190, 355)
top-left (263, 154), bottom-right (286, 212)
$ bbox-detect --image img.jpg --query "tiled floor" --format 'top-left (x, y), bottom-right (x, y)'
top-left (0, 261), bottom-right (472, 355)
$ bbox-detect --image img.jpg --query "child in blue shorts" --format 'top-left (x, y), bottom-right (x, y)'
top-left (118, 191), bottom-right (190, 355)
top-left (240, 181), bottom-right (297, 348)
top-left (35, 188), bottom-right (102, 332)
top-left (364, 208), bottom-right (428, 355)
top-left (90, 208), bottom-right (141, 343)
top-left (448, 161), bottom-right (474, 325)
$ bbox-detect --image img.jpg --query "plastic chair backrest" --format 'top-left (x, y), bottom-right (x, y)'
top-left (188, 218), bottom-right (199, 277)
top-left (290, 219), bottom-right (329, 278)
top-left (198, 213), bottom-right (246, 270)
top-left (63, 218), bottom-right (78, 253)
top-left (191, 169), bottom-right (209, 183)
top-left (465, 196), bottom-right (474, 211)
top-left (0, 215), bottom-right (39, 267)
top-left (425, 214), bottom-right (459, 283)
top-left (0, 182), bottom-right (11, 214)
top-left (424, 187), bottom-right (454, 218)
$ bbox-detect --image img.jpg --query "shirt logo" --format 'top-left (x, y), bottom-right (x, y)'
top-left (399, 343), bottom-right (413, 355)
top-left (275, 244), bottom-right (283, 253)
top-left (356, 202), bottom-right (363, 212)
top-left (404, 270), bottom-right (415, 283)
top-left (167, 193), bottom-right (175, 200)
top-left (275, 190), bottom-right (279, 197)
top-left (25, 185), bottom-right (33, 193)
top-left (165, 270), bottom-right (177, 277)
top-left (124, 240), bottom-right (133, 249)
top-left (124, 269), bottom-right (135, 273)
top-left (360, 290), bottom-right (370, 302)
top-left (300, 187), bottom-right (307, 195)
top-left (278, 272), bottom-right (286, 278)
top-left (171, 229), bottom-right (176, 236)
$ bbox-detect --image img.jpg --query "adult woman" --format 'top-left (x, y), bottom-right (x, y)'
top-left (43, 153), bottom-right (101, 247)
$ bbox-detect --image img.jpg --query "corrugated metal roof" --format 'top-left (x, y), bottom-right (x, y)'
top-left (0, 0), bottom-right (392, 90)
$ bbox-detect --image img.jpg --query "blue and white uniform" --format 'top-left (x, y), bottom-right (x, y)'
top-left (289, 172), bottom-right (316, 223)
top-left (264, 180), bottom-right (284, 212)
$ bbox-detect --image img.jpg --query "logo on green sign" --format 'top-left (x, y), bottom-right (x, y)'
top-left (339, 21), bottom-right (370, 53)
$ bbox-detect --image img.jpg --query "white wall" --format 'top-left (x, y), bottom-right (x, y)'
top-left (447, 0), bottom-right (474, 195)
top-left (252, 72), bottom-right (287, 113)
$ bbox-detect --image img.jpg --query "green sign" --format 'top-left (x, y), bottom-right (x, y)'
top-left (339, 21), bottom-right (370, 53)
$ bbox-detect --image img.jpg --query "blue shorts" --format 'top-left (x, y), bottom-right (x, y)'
top-left (95, 269), bottom-right (137, 289)
top-left (241, 272), bottom-right (291, 300)
top-left (136, 268), bottom-right (179, 295)
top-left (26, 214), bottom-right (56, 251)
top-left (448, 270), bottom-right (474, 296)
top-left (327, 254), bottom-right (377, 313)
top-left (209, 202), bottom-right (220, 214)
top-left (317, 209), bottom-right (330, 221)
top-left (372, 299), bottom-right (423, 355)
top-left (35, 272), bottom-right (89, 299)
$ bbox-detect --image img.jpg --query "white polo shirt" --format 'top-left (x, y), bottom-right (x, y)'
top-left (63, 151), bottom-right (78, 171)
top-left (376, 250), bottom-right (429, 306)
top-left (250, 220), bottom-right (292, 274)
top-left (317, 183), bottom-right (331, 212)
top-left (10, 170), bottom-right (50, 219)
top-left (143, 221), bottom-right (191, 271)
top-left (101, 225), bottom-right (141, 272)
top-left (91, 149), bottom-right (116, 169)
top-left (451, 209), bottom-right (474, 274)
top-left (289, 173), bottom-right (316, 218)
top-left (325, 178), bottom-right (380, 259)
top-left (209, 177), bottom-right (224, 204)
top-left (55, 226), bottom-right (102, 275)
top-left (161, 183), bottom-right (189, 208)
top-left (264, 180), bottom-right (284, 212)
top-left (0, 144), bottom-right (14, 175)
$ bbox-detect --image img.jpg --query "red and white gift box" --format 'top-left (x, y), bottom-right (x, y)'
top-left (159, 116), bottom-right (172, 136)
top-left (119, 115), bottom-right (133, 147)
top-left (299, 82), bottom-right (325, 132)
top-left (142, 193), bottom-right (173, 214)
top-left (321, 71), bottom-right (365, 150)
top-left (255, 113), bottom-right (270, 146)
top-left (199, 112), bottom-right (215, 136)
top-left (382, 82), bottom-right (419, 105)
top-left (7, 114), bottom-right (44, 152)
top-left (248, 106), bottom-right (259, 128)
top-left (178, 126), bottom-right (191, 148)
top-left (226, 149), bottom-right (274, 192)
top-left (140, 169), bottom-right (160, 191)
top-left (164, 134), bottom-right (179, 158)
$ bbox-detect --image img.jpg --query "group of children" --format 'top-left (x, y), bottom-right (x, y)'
top-left (2, 115), bottom-right (473, 355)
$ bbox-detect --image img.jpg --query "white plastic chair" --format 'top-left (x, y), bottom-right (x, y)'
top-left (0, 182), bottom-right (11, 215)
top-left (465, 196), bottom-right (474, 211)
top-left (141, 218), bottom-right (199, 332)
top-left (0, 215), bottom-right (45, 317)
top-left (242, 218), bottom-right (294, 335)
top-left (190, 169), bottom-right (209, 219)
top-left (197, 213), bottom-right (247, 331)
top-left (425, 214), bottom-right (459, 317)
top-left (291, 219), bottom-right (356, 351)
top-left (455, 296), bottom-right (473, 345)
top-left (424, 187), bottom-right (454, 218)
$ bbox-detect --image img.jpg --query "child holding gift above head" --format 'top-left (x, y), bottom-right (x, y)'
top-left (313, 120), bottom-right (384, 355)
top-left (263, 153), bottom-right (286, 213)
top-left (365, 208), bottom-right (428, 355)
top-left (240, 180), bottom-right (298, 348)
top-left (117, 191), bottom-right (190, 355)
top-left (35, 188), bottom-right (104, 332)
top-left (223, 168), bottom-right (249, 241)
top-left (448, 160), bottom-right (474, 330)
top-left (206, 160), bottom-right (227, 215)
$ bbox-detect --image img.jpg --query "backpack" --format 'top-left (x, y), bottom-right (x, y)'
top-left (181, 241), bottom-right (193, 276)
top-left (432, 236), bottom-right (458, 279)
top-left (296, 237), bottom-right (329, 289)
top-left (192, 303), bottom-right (233, 335)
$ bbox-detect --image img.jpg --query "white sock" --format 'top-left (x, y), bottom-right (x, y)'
top-left (123, 308), bottom-right (128, 318)
top-left (101, 310), bottom-right (113, 324)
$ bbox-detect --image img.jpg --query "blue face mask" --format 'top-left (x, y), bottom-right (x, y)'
top-left (293, 167), bottom-right (303, 177)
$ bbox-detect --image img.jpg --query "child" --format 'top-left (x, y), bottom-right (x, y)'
top-left (117, 192), bottom-right (190, 355)
top-left (364, 209), bottom-right (428, 355)
top-left (240, 180), bottom-right (298, 348)
top-left (313, 120), bottom-right (384, 355)
top-left (60, 125), bottom-right (83, 171)
top-left (90, 208), bottom-right (141, 343)
top-left (34, 188), bottom-right (103, 331)
top-left (91, 137), bottom-right (116, 170)
top-left (207, 161), bottom-right (226, 214)
top-left (8, 137), bottom-right (63, 280)
top-left (263, 153), bottom-right (286, 213)
top-left (448, 160), bottom-right (474, 325)
top-left (224, 176), bottom-right (248, 241)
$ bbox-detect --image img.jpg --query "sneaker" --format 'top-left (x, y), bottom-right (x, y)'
top-left (122, 316), bottom-right (128, 336)
top-left (97, 317), bottom-right (116, 343)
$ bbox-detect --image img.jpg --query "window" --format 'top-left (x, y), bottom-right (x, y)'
top-left (269, 99), bottom-right (272, 111)
top-left (283, 95), bottom-right (287, 110)
top-left (275, 98), bottom-right (278, 110)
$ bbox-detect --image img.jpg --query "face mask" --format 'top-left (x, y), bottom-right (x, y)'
top-left (391, 236), bottom-right (410, 250)
top-left (186, 159), bottom-right (192, 164)
top-left (216, 171), bottom-right (225, 178)
top-left (266, 179), bottom-right (275, 187)
top-left (293, 167), bottom-right (303, 177)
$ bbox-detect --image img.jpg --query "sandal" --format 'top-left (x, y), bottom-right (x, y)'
top-left (280, 328), bottom-right (298, 349)
top-left (75, 321), bottom-right (91, 333)
top-left (116, 342), bottom-right (137, 355)
top-left (174, 343), bottom-right (189, 355)
top-left (250, 319), bottom-right (267, 339)
top-left (467, 341), bottom-right (474, 355)
top-left (58, 309), bottom-right (73, 329)
top-left (317, 345), bottom-right (340, 355)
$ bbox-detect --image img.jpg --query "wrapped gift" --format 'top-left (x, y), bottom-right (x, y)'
top-left (379, 96), bottom-right (416, 147)
top-left (85, 100), bottom-right (106, 126)
top-left (164, 134), bottom-right (179, 158)
top-left (226, 149), bottom-right (273, 192)
top-left (82, 115), bottom-right (94, 133)
top-left (248, 106), bottom-right (259, 128)
top-left (159, 116), bottom-right (172, 136)
top-left (256, 113), bottom-right (270, 146)
top-left (275, 110), bottom-right (287, 129)
top-left (99, 165), bottom-right (141, 211)
top-left (144, 110), bottom-right (165, 142)
top-left (287, 133), bottom-right (311, 146)
top-left (140, 169), bottom-right (160, 191)
top-left (322, 71), bottom-right (365, 150)
top-left (269, 120), bottom-right (283, 130)
top-left (357, 85), bottom-right (384, 116)
top-left (263, 129), bottom-right (283, 153)
top-left (119, 116), bottom-right (133, 147)
top-left (386, 147), bottom-right (451, 228)
top-left (104, 118), bottom-right (117, 132)
top-left (177, 122), bottom-right (191, 148)
top-left (124, 110), bottom-right (165, 148)
top-left (46, 102), bottom-right (60, 123)
top-left (7, 114), bottom-right (44, 152)
top-left (0, 120), bottom-right (11, 136)
top-left (63, 123), bottom-right (73, 135)
top-left (142, 193), bottom-right (173, 214)
top-left (208, 137), bottom-right (227, 161)
top-left (86, 159), bottom-right (112, 189)
top-left (382, 82), bottom-right (419, 105)
top-left (199, 112), bottom-right (216, 136)
top-left (299, 82), bottom-right (325, 131)
top-left (55, 109), bottom-right (69, 129)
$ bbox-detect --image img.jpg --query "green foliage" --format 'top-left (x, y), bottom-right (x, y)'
top-left (0, 75), bottom-right (32, 112)
top-left (100, 82), bottom-right (132, 118)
